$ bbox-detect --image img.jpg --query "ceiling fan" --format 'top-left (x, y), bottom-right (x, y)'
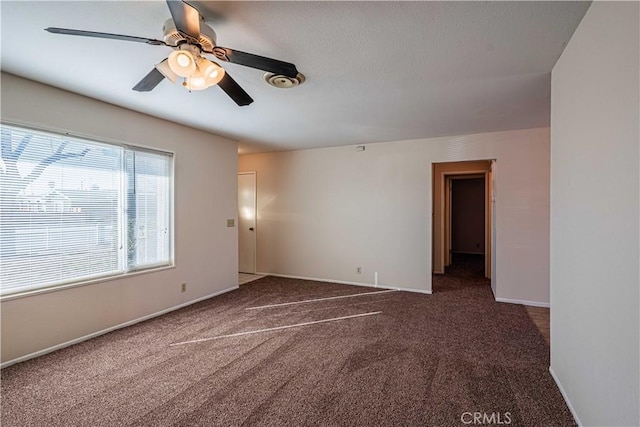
top-left (45, 0), bottom-right (300, 106)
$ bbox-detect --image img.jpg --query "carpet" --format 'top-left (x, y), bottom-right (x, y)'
top-left (1, 269), bottom-right (574, 426)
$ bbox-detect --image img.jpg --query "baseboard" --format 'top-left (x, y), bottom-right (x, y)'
top-left (495, 297), bottom-right (550, 308)
top-left (0, 285), bottom-right (239, 369)
top-left (395, 285), bottom-right (432, 295)
top-left (259, 273), bottom-right (432, 295)
top-left (549, 367), bottom-right (582, 426)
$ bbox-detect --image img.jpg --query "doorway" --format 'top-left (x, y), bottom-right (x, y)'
top-left (432, 160), bottom-right (494, 281)
top-left (448, 175), bottom-right (485, 276)
top-left (238, 172), bottom-right (256, 274)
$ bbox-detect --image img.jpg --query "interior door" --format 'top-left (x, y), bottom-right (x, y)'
top-left (238, 172), bottom-right (256, 274)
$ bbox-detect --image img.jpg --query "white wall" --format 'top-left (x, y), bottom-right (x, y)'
top-left (1, 73), bottom-right (239, 364)
top-left (239, 127), bottom-right (550, 304)
top-left (550, 2), bottom-right (639, 426)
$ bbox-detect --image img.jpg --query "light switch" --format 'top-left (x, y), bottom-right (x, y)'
top-left (227, 219), bottom-right (235, 227)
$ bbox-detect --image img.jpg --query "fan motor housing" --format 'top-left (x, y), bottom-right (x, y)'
top-left (162, 18), bottom-right (217, 51)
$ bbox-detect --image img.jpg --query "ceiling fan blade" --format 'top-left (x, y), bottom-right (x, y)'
top-left (45, 27), bottom-right (166, 46)
top-left (133, 68), bottom-right (165, 92)
top-left (212, 47), bottom-right (298, 78)
top-left (217, 73), bottom-right (254, 106)
top-left (166, 0), bottom-right (201, 42)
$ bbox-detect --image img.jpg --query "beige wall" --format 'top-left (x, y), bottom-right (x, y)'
top-left (1, 73), bottom-right (239, 364)
top-left (550, 2), bottom-right (639, 425)
top-left (239, 127), bottom-right (550, 305)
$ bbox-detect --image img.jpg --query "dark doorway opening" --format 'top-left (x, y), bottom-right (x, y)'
top-left (445, 253), bottom-right (485, 278)
top-left (449, 177), bottom-right (485, 276)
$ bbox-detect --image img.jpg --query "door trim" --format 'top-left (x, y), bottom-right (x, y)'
top-left (432, 160), bottom-right (494, 282)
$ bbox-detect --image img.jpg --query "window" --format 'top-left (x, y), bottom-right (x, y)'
top-left (0, 124), bottom-right (173, 296)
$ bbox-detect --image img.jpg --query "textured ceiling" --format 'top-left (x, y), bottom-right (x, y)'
top-left (1, 1), bottom-right (590, 153)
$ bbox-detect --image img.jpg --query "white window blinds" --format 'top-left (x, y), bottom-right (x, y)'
top-left (125, 149), bottom-right (171, 270)
top-left (0, 124), bottom-right (173, 296)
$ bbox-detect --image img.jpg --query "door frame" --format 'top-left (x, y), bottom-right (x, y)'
top-left (238, 171), bottom-right (257, 274)
top-left (432, 160), bottom-right (494, 280)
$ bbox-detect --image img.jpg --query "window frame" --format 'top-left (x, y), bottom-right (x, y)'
top-left (0, 120), bottom-right (175, 301)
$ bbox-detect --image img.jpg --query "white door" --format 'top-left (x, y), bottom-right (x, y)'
top-left (238, 172), bottom-right (256, 274)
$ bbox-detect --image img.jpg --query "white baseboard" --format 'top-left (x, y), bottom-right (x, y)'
top-left (1, 286), bottom-right (239, 369)
top-left (259, 272), bottom-right (432, 295)
top-left (395, 285), bottom-right (432, 295)
top-left (495, 297), bottom-right (550, 308)
top-left (549, 367), bottom-right (582, 426)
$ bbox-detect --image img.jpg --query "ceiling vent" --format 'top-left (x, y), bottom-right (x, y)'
top-left (264, 72), bottom-right (305, 88)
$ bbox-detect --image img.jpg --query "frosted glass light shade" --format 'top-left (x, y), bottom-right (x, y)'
top-left (155, 59), bottom-right (179, 84)
top-left (185, 75), bottom-right (208, 91)
top-left (206, 64), bottom-right (225, 86)
top-left (200, 59), bottom-right (225, 86)
top-left (168, 50), bottom-right (196, 78)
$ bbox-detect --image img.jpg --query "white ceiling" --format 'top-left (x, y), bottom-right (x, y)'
top-left (1, 1), bottom-right (590, 154)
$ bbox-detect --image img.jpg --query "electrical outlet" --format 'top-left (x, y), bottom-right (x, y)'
top-left (180, 283), bottom-right (187, 292)
top-left (356, 267), bottom-right (362, 274)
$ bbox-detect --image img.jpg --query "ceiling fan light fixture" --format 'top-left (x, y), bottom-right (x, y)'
top-left (177, 53), bottom-right (190, 67)
top-left (203, 61), bottom-right (225, 86)
top-left (185, 75), bottom-right (208, 91)
top-left (155, 59), bottom-right (179, 84)
top-left (193, 57), bottom-right (225, 87)
top-left (168, 49), bottom-right (196, 77)
top-left (44, 0), bottom-right (298, 106)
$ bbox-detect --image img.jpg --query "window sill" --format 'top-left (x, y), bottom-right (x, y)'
top-left (0, 265), bottom-right (176, 302)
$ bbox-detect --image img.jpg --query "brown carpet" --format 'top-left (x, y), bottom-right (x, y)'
top-left (1, 269), bottom-right (574, 426)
